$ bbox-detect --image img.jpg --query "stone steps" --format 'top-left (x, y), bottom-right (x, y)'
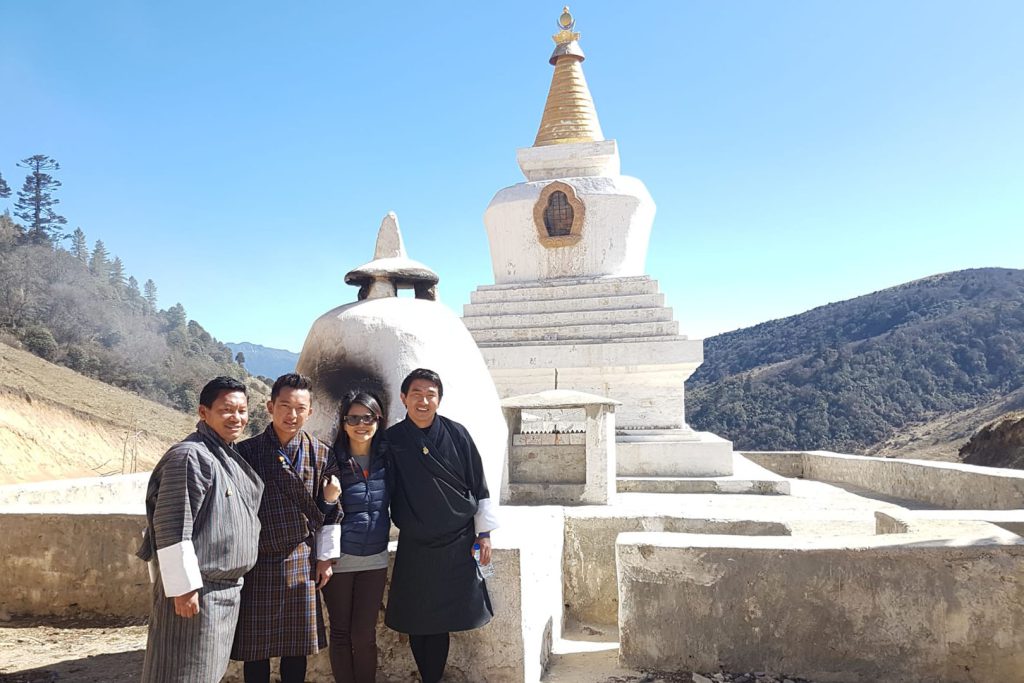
top-left (470, 320), bottom-right (679, 344)
top-left (463, 292), bottom-right (665, 317)
top-left (474, 334), bottom-right (692, 348)
top-left (463, 306), bottom-right (672, 331)
top-left (470, 276), bottom-right (658, 303)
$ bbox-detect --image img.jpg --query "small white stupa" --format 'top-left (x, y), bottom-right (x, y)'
top-left (462, 8), bottom-right (732, 477)
top-left (297, 213), bottom-right (507, 493)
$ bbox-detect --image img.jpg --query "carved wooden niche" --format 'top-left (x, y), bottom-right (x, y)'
top-left (533, 181), bottom-right (584, 247)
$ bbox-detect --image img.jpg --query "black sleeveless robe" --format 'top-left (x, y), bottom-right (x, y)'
top-left (384, 415), bottom-right (493, 635)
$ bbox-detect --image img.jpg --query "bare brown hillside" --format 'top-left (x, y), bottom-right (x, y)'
top-left (866, 385), bottom-right (1024, 462)
top-left (0, 343), bottom-right (195, 484)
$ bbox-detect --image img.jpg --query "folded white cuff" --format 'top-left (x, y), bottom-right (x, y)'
top-left (156, 540), bottom-right (203, 597)
top-left (474, 497), bottom-right (499, 534)
top-left (316, 524), bottom-right (341, 561)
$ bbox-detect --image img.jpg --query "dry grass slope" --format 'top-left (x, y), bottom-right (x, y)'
top-left (0, 343), bottom-right (196, 484)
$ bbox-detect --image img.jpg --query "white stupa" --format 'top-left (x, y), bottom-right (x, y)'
top-left (462, 8), bottom-right (732, 477)
top-left (296, 213), bottom-right (508, 493)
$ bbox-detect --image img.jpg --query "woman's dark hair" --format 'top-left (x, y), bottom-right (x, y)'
top-left (334, 390), bottom-right (385, 459)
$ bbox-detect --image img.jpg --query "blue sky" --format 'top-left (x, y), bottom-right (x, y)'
top-left (2, 2), bottom-right (1022, 352)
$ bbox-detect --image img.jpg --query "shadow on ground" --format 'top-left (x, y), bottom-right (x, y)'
top-left (0, 649), bottom-right (144, 682)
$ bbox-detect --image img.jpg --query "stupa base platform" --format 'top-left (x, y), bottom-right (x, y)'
top-left (616, 430), bottom-right (733, 477)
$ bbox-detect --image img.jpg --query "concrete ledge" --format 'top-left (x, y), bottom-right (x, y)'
top-left (564, 515), bottom-right (789, 626)
top-left (0, 472), bottom-right (148, 507)
top-left (743, 450), bottom-right (1024, 510)
top-left (876, 508), bottom-right (1024, 538)
top-left (617, 532), bottom-right (1024, 683)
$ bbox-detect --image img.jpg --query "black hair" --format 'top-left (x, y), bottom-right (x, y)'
top-left (400, 368), bottom-right (443, 398)
top-left (271, 373), bottom-right (313, 402)
top-left (199, 376), bottom-right (247, 408)
top-left (334, 390), bottom-right (385, 458)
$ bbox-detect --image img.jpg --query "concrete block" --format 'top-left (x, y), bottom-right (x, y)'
top-left (463, 293), bottom-right (665, 317)
top-left (564, 516), bottom-right (789, 626)
top-left (617, 532), bottom-right (1024, 683)
top-left (617, 433), bottom-right (733, 476)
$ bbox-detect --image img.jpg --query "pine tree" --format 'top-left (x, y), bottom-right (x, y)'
top-left (14, 155), bottom-right (67, 245)
top-left (109, 256), bottom-right (126, 290)
top-left (235, 351), bottom-right (246, 366)
top-left (144, 279), bottom-right (158, 309)
top-left (0, 172), bottom-right (10, 199)
top-left (90, 240), bottom-right (110, 278)
top-left (127, 275), bottom-right (141, 299)
top-left (70, 228), bottom-right (88, 264)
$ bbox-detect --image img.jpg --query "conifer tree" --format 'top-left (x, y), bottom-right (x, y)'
top-left (127, 275), bottom-right (141, 299)
top-left (70, 228), bottom-right (89, 263)
top-left (109, 256), bottom-right (126, 290)
top-left (14, 155), bottom-right (67, 245)
top-left (144, 279), bottom-right (158, 309)
top-left (0, 172), bottom-right (10, 199)
top-left (90, 240), bottom-right (110, 278)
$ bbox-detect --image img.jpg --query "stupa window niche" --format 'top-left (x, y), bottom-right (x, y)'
top-left (544, 191), bottom-right (573, 236)
top-left (533, 181), bottom-right (584, 247)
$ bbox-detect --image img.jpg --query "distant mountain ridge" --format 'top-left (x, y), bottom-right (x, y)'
top-left (226, 342), bottom-right (298, 380)
top-left (688, 268), bottom-right (1024, 459)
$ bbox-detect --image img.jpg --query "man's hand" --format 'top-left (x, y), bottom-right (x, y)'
top-left (316, 559), bottom-right (334, 589)
top-left (476, 535), bottom-right (492, 565)
top-left (173, 590), bottom-right (200, 618)
top-left (323, 475), bottom-right (341, 504)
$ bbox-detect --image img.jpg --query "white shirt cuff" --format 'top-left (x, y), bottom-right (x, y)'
top-left (156, 540), bottom-right (203, 597)
top-left (316, 524), bottom-right (341, 561)
top-left (474, 497), bottom-right (499, 534)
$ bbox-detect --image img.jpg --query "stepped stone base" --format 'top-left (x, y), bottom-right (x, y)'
top-left (617, 477), bottom-right (790, 495)
top-left (616, 431), bottom-right (734, 477)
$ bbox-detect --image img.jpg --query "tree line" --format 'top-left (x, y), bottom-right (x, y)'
top-left (688, 268), bottom-right (1024, 453)
top-left (0, 155), bottom-right (269, 432)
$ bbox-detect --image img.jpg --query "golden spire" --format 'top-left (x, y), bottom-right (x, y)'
top-left (533, 7), bottom-right (604, 147)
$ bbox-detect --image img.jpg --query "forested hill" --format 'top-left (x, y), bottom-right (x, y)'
top-left (0, 154), bottom-right (266, 423)
top-left (687, 268), bottom-right (1024, 455)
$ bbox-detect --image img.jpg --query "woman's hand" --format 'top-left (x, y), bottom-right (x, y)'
top-left (323, 474), bottom-right (341, 504)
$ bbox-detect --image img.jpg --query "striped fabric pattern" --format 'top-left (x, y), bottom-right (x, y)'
top-left (139, 423), bottom-right (264, 683)
top-left (231, 427), bottom-right (338, 661)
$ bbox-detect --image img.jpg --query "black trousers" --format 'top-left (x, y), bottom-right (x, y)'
top-left (408, 632), bottom-right (450, 683)
top-left (242, 656), bottom-right (306, 683)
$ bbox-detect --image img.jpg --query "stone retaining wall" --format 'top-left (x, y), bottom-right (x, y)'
top-left (617, 532), bottom-right (1024, 683)
top-left (0, 506), bottom-right (564, 683)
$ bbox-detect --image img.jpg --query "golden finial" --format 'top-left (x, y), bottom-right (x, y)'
top-left (534, 6), bottom-right (604, 146)
top-left (552, 6), bottom-right (580, 44)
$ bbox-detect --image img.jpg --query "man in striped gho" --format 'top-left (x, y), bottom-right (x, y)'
top-left (138, 376), bottom-right (264, 683)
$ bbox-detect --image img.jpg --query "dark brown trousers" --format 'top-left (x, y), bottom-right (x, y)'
top-left (320, 567), bottom-right (388, 683)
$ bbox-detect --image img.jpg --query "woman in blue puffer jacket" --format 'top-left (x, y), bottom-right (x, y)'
top-left (321, 390), bottom-right (391, 683)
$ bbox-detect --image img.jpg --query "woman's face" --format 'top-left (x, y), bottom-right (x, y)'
top-left (343, 402), bottom-right (379, 447)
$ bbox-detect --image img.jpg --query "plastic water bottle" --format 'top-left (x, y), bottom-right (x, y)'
top-left (473, 543), bottom-right (495, 579)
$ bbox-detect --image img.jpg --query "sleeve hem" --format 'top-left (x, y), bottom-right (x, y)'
top-left (316, 524), bottom-right (341, 561)
top-left (156, 540), bottom-right (203, 597)
top-left (474, 497), bottom-right (499, 534)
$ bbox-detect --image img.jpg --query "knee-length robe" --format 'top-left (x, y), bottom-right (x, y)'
top-left (384, 415), bottom-right (496, 635)
top-left (231, 426), bottom-right (340, 661)
top-left (137, 422), bottom-right (264, 683)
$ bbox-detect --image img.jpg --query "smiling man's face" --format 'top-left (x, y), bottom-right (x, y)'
top-left (401, 378), bottom-right (441, 428)
top-left (267, 386), bottom-right (312, 444)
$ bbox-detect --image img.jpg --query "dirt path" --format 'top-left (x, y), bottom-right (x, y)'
top-left (0, 615), bottom-right (147, 682)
